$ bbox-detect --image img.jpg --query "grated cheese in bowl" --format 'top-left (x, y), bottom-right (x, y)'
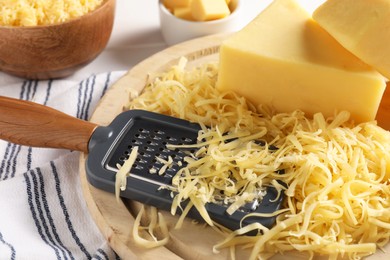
top-left (0, 0), bottom-right (104, 26)
top-left (119, 57), bottom-right (390, 260)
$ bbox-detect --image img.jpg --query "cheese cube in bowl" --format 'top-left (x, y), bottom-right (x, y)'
top-left (159, 0), bottom-right (245, 45)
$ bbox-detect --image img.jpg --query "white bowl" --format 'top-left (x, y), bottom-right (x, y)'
top-left (159, 0), bottom-right (244, 45)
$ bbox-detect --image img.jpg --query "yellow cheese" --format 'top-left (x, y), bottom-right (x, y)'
top-left (0, 0), bottom-right (103, 26)
top-left (163, 0), bottom-right (192, 10)
top-left (191, 0), bottom-right (230, 21)
top-left (173, 7), bottom-right (194, 21)
top-left (313, 0), bottom-right (390, 80)
top-left (216, 0), bottom-right (386, 123)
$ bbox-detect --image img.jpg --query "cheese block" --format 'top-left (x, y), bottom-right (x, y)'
top-left (313, 0), bottom-right (390, 80)
top-left (191, 0), bottom-right (230, 21)
top-left (216, 0), bottom-right (386, 123)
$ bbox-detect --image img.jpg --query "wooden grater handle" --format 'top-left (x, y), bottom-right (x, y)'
top-left (0, 96), bottom-right (98, 153)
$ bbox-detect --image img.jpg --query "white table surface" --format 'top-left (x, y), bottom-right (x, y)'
top-left (72, 0), bottom-right (326, 80)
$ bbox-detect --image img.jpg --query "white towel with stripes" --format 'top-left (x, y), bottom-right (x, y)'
top-left (0, 71), bottom-right (126, 260)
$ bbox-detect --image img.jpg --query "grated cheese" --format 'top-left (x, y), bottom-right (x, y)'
top-left (0, 0), bottom-right (104, 26)
top-left (126, 57), bottom-right (390, 259)
top-left (132, 205), bottom-right (170, 249)
top-left (115, 146), bottom-right (138, 203)
top-left (156, 155), bottom-right (174, 175)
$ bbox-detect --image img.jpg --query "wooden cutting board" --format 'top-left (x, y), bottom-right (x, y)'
top-left (79, 34), bottom-right (390, 259)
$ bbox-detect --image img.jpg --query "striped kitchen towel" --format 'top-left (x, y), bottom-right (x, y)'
top-left (0, 71), bottom-right (126, 260)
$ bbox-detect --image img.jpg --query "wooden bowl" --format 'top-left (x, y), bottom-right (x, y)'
top-left (0, 0), bottom-right (115, 80)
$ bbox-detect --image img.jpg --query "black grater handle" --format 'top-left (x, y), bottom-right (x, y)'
top-left (0, 96), bottom-right (97, 153)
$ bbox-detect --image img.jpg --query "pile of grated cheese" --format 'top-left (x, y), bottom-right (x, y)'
top-left (125, 57), bottom-right (390, 260)
top-left (0, 0), bottom-right (103, 26)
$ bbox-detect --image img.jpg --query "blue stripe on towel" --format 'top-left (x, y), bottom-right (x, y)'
top-left (0, 143), bottom-right (12, 180)
top-left (32, 168), bottom-right (71, 260)
top-left (50, 161), bottom-right (91, 259)
top-left (77, 78), bottom-right (88, 120)
top-left (84, 75), bottom-right (96, 120)
top-left (97, 248), bottom-right (109, 260)
top-left (25, 170), bottom-right (61, 259)
top-left (0, 231), bottom-right (16, 260)
top-left (80, 77), bottom-right (90, 120)
top-left (77, 79), bottom-right (84, 119)
top-left (77, 75), bottom-right (97, 121)
top-left (36, 167), bottom-right (75, 260)
top-left (25, 80), bottom-right (36, 100)
top-left (44, 80), bottom-right (53, 105)
top-left (20, 80), bottom-right (28, 100)
top-left (9, 145), bottom-right (22, 179)
top-left (101, 72), bottom-right (111, 98)
top-left (2, 143), bottom-right (18, 180)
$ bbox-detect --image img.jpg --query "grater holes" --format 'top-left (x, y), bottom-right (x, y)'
top-left (130, 139), bottom-right (142, 145)
top-left (165, 136), bottom-right (177, 142)
top-left (105, 114), bottom-right (202, 189)
top-left (181, 137), bottom-right (194, 143)
top-left (144, 146), bottom-right (155, 152)
top-left (153, 129), bottom-right (166, 135)
top-left (134, 132), bottom-right (147, 139)
top-left (132, 163), bottom-right (144, 170)
top-left (135, 157), bottom-right (148, 164)
top-left (150, 134), bottom-right (162, 140)
top-left (141, 152), bottom-right (152, 158)
top-left (138, 128), bottom-right (150, 134)
top-left (146, 140), bottom-right (159, 146)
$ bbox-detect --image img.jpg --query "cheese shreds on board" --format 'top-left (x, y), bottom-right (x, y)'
top-left (132, 205), bottom-right (170, 249)
top-left (0, 0), bottom-right (104, 26)
top-left (126, 57), bottom-right (390, 260)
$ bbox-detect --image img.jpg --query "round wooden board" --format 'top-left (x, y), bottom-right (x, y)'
top-left (79, 34), bottom-right (390, 259)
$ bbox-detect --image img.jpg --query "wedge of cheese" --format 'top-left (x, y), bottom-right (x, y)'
top-left (313, 0), bottom-right (390, 80)
top-left (216, 0), bottom-right (386, 123)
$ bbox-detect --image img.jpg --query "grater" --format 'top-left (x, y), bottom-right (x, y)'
top-left (0, 96), bottom-right (284, 232)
